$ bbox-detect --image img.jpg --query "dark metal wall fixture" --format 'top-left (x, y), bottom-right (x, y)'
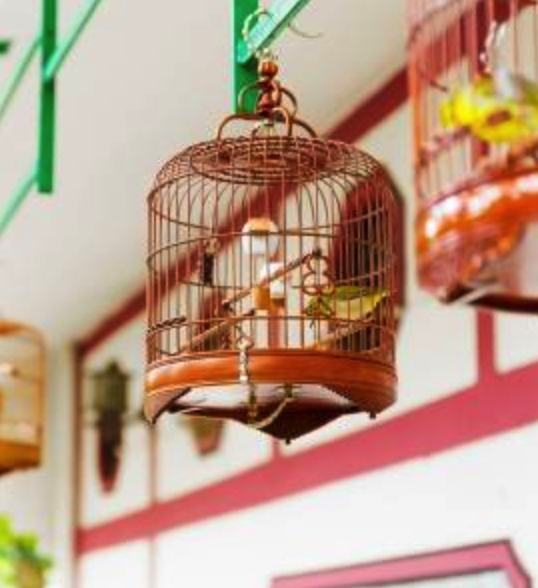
top-left (408, 0), bottom-right (538, 312)
top-left (0, 320), bottom-right (46, 476)
top-left (144, 39), bottom-right (399, 442)
top-left (88, 361), bottom-right (131, 493)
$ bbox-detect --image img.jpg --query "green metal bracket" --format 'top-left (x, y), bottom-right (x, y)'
top-left (0, 0), bottom-right (106, 233)
top-left (233, 0), bottom-right (312, 113)
top-left (38, 0), bottom-right (57, 194)
top-left (0, 167), bottom-right (38, 235)
top-left (0, 39), bottom-right (11, 55)
top-left (0, 35), bottom-right (41, 124)
top-left (43, 0), bottom-right (106, 81)
top-left (38, 0), bottom-right (106, 194)
top-left (233, 0), bottom-right (259, 114)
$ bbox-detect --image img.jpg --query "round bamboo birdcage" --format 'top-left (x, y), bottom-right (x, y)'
top-left (408, 0), bottom-right (538, 311)
top-left (0, 320), bottom-right (45, 475)
top-left (145, 60), bottom-right (398, 441)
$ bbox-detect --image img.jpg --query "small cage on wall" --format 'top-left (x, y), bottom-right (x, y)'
top-left (145, 60), bottom-right (398, 441)
top-left (408, 0), bottom-right (538, 311)
top-left (0, 320), bottom-right (45, 475)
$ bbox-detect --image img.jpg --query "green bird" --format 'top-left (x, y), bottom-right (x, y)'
top-left (440, 68), bottom-right (538, 144)
top-left (304, 286), bottom-right (389, 327)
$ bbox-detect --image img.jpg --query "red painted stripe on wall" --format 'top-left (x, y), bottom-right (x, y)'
top-left (271, 541), bottom-right (530, 588)
top-left (76, 353), bottom-right (538, 554)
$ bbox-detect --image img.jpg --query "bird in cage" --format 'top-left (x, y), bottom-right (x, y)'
top-left (440, 71), bottom-right (538, 144)
top-left (440, 20), bottom-right (538, 150)
top-left (304, 286), bottom-right (389, 327)
top-left (198, 237), bottom-right (220, 286)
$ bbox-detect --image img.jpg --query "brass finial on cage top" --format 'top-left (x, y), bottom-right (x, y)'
top-left (145, 62), bottom-right (399, 441)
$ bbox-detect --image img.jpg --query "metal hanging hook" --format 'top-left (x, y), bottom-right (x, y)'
top-left (242, 5), bottom-right (323, 63)
top-left (242, 8), bottom-right (278, 62)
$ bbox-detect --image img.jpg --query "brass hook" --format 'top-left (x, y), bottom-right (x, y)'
top-left (242, 6), bottom-right (322, 61)
top-left (242, 8), bottom-right (278, 62)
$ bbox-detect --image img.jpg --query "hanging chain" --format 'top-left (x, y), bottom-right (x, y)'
top-left (248, 384), bottom-right (297, 432)
top-left (236, 333), bottom-right (258, 422)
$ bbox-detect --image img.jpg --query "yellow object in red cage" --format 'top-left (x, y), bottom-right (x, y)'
top-left (144, 59), bottom-right (399, 442)
top-left (408, 0), bottom-right (538, 311)
top-left (0, 320), bottom-right (45, 475)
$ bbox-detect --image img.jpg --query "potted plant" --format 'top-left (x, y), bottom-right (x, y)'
top-left (0, 517), bottom-right (52, 588)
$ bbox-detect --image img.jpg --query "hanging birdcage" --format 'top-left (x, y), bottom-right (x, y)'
top-left (145, 59), bottom-right (398, 441)
top-left (0, 320), bottom-right (45, 475)
top-left (408, 0), bottom-right (538, 311)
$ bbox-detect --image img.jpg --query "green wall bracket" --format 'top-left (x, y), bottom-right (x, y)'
top-left (0, 167), bottom-right (38, 235)
top-left (0, 39), bottom-right (11, 55)
top-left (38, 0), bottom-right (57, 194)
top-left (0, 35), bottom-right (41, 124)
top-left (0, 0), bottom-right (311, 234)
top-left (233, 0), bottom-right (259, 114)
top-left (233, 0), bottom-right (312, 113)
top-left (0, 0), bottom-right (106, 234)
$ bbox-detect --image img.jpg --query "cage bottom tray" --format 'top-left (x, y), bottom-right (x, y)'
top-left (0, 440), bottom-right (40, 475)
top-left (145, 349), bottom-right (396, 440)
top-left (416, 166), bottom-right (538, 313)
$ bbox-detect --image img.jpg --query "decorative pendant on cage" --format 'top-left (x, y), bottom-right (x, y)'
top-left (180, 416), bottom-right (225, 457)
top-left (408, 0), bottom-right (538, 312)
top-left (0, 320), bottom-right (45, 476)
top-left (87, 360), bottom-right (133, 493)
top-left (145, 55), bottom-right (399, 442)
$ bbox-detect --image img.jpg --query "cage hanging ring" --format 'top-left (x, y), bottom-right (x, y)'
top-left (215, 112), bottom-right (259, 141)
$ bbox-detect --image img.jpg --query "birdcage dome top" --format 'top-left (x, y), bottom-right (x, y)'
top-left (151, 136), bottom-right (387, 189)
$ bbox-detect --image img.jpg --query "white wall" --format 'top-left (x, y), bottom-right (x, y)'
top-left (73, 101), bottom-right (538, 588)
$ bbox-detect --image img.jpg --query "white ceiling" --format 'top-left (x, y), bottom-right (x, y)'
top-left (0, 0), bottom-right (407, 347)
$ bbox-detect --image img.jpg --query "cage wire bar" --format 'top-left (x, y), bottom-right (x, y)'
top-left (0, 0), bottom-right (106, 235)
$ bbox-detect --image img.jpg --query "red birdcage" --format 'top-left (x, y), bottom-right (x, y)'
top-left (408, 0), bottom-right (538, 311)
top-left (0, 320), bottom-right (45, 475)
top-left (145, 59), bottom-right (399, 442)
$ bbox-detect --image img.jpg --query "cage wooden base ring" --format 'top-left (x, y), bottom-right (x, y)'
top-left (145, 350), bottom-right (396, 440)
top-left (417, 166), bottom-right (538, 312)
top-left (0, 441), bottom-right (40, 475)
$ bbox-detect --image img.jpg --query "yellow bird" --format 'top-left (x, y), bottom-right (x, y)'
top-left (304, 286), bottom-right (389, 326)
top-left (440, 69), bottom-right (538, 144)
